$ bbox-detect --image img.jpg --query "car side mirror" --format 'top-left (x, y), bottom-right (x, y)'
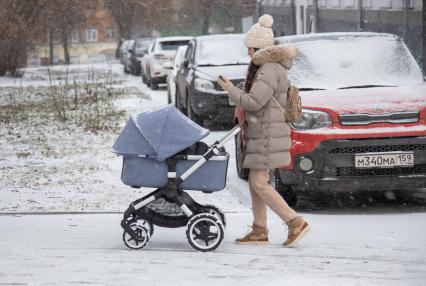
top-left (163, 61), bottom-right (173, 70)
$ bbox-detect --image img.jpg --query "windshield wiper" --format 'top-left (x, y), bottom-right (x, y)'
top-left (198, 63), bottom-right (248, 67)
top-left (299, 87), bottom-right (326, 91)
top-left (338, 85), bottom-right (396, 90)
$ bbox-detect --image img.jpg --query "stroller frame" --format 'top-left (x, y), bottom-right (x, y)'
top-left (121, 125), bottom-right (241, 252)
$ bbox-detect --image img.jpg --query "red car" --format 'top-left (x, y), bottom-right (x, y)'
top-left (234, 32), bottom-right (426, 206)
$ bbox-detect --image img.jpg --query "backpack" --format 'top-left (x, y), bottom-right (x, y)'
top-left (270, 64), bottom-right (302, 123)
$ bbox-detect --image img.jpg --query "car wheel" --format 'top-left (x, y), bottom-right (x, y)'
top-left (235, 132), bottom-right (249, 180)
top-left (186, 95), bottom-right (203, 125)
top-left (274, 169), bottom-right (298, 207)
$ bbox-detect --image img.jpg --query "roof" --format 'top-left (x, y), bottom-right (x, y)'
top-left (156, 36), bottom-right (193, 43)
top-left (277, 32), bottom-right (399, 43)
top-left (195, 33), bottom-right (245, 42)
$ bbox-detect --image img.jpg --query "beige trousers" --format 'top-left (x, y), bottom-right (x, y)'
top-left (249, 169), bottom-right (298, 228)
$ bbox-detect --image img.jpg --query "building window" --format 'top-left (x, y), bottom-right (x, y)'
top-left (329, 0), bottom-right (341, 8)
top-left (319, 0), bottom-right (327, 7)
top-left (105, 28), bottom-right (115, 41)
top-left (86, 28), bottom-right (98, 42)
top-left (379, 0), bottom-right (391, 8)
top-left (343, 0), bottom-right (355, 8)
top-left (70, 30), bottom-right (79, 43)
top-left (363, 0), bottom-right (372, 8)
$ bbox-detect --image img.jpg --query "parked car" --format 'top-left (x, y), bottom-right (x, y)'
top-left (234, 32), bottom-right (426, 206)
top-left (119, 39), bottom-right (135, 69)
top-left (163, 45), bottom-right (187, 105)
top-left (127, 38), bottom-right (153, 75)
top-left (176, 34), bottom-right (250, 125)
top-left (143, 36), bottom-right (192, 89)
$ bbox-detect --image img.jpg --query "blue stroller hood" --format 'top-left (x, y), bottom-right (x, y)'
top-left (112, 104), bottom-right (210, 161)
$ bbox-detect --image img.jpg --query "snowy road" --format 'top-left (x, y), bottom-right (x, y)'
top-left (1, 65), bottom-right (426, 285)
top-left (1, 212), bottom-right (426, 286)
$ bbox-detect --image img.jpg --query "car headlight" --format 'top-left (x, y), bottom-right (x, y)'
top-left (291, 109), bottom-right (332, 130)
top-left (194, 78), bottom-right (215, 92)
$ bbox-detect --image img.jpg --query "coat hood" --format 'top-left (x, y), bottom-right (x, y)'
top-left (252, 44), bottom-right (298, 69)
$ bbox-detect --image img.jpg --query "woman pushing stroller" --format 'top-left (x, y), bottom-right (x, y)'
top-left (217, 14), bottom-right (310, 247)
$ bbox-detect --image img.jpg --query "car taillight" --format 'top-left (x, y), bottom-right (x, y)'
top-left (154, 54), bottom-right (168, 60)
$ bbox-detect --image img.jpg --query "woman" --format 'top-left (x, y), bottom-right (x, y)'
top-left (217, 14), bottom-right (310, 247)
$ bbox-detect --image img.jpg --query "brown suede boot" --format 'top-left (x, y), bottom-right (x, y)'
top-left (235, 225), bottom-right (269, 244)
top-left (283, 217), bottom-right (310, 247)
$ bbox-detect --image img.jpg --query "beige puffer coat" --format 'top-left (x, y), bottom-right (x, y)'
top-left (227, 44), bottom-right (298, 169)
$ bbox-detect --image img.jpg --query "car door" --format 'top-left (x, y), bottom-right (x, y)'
top-left (177, 41), bottom-right (194, 109)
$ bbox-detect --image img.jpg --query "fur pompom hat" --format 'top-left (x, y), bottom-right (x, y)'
top-left (244, 14), bottom-right (275, 49)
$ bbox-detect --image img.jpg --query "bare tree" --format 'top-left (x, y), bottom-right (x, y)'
top-left (0, 0), bottom-right (43, 75)
top-left (37, 0), bottom-right (96, 65)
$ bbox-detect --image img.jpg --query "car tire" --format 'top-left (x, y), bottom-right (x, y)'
top-left (235, 132), bottom-right (249, 180)
top-left (274, 169), bottom-right (298, 207)
top-left (186, 95), bottom-right (203, 125)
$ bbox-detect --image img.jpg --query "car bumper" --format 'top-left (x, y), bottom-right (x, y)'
top-left (189, 88), bottom-right (235, 121)
top-left (278, 136), bottom-right (426, 192)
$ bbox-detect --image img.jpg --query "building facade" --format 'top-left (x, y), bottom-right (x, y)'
top-left (258, 0), bottom-right (424, 68)
top-left (28, 4), bottom-right (119, 66)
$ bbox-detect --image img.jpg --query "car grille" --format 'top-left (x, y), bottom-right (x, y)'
top-left (329, 144), bottom-right (426, 154)
top-left (336, 164), bottom-right (426, 177)
top-left (339, 112), bottom-right (419, 125)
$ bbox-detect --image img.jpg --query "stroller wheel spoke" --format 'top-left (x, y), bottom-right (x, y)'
top-left (186, 213), bottom-right (224, 252)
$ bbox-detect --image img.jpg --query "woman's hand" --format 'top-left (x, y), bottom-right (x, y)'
top-left (217, 76), bottom-right (234, 91)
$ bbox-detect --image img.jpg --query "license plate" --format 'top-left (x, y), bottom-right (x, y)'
top-left (354, 152), bottom-right (414, 168)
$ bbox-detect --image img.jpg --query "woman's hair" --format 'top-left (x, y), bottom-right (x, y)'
top-left (244, 48), bottom-right (260, 92)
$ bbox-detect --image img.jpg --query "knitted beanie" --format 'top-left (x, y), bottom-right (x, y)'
top-left (244, 14), bottom-right (274, 49)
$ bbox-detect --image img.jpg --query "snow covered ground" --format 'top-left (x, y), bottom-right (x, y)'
top-left (1, 63), bottom-right (425, 285)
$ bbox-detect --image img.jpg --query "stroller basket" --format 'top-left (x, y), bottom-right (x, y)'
top-left (121, 153), bottom-right (229, 192)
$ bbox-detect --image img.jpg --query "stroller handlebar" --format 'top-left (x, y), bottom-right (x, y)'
top-left (213, 125), bottom-right (241, 149)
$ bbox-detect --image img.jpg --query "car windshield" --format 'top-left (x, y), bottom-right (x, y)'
top-left (285, 35), bottom-right (424, 90)
top-left (135, 40), bottom-right (152, 54)
top-left (195, 36), bottom-right (250, 66)
top-left (159, 40), bottom-right (190, 51)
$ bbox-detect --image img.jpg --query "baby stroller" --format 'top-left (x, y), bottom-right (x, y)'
top-left (112, 105), bottom-right (240, 252)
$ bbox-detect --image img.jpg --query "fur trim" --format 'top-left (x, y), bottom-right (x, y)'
top-left (252, 44), bottom-right (298, 66)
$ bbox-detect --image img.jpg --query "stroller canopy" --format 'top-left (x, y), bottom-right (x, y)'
top-left (113, 104), bottom-right (210, 161)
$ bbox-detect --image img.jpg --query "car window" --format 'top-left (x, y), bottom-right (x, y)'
top-left (283, 35), bottom-right (424, 89)
top-left (135, 40), bottom-right (151, 53)
top-left (158, 40), bottom-right (190, 51)
top-left (195, 36), bottom-right (250, 66)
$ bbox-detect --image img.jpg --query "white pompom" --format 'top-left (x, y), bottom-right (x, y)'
top-left (258, 14), bottom-right (273, 28)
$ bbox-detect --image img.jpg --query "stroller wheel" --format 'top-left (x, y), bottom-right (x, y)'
top-left (186, 213), bottom-right (224, 252)
top-left (203, 204), bottom-right (226, 228)
top-left (123, 221), bottom-right (150, 250)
